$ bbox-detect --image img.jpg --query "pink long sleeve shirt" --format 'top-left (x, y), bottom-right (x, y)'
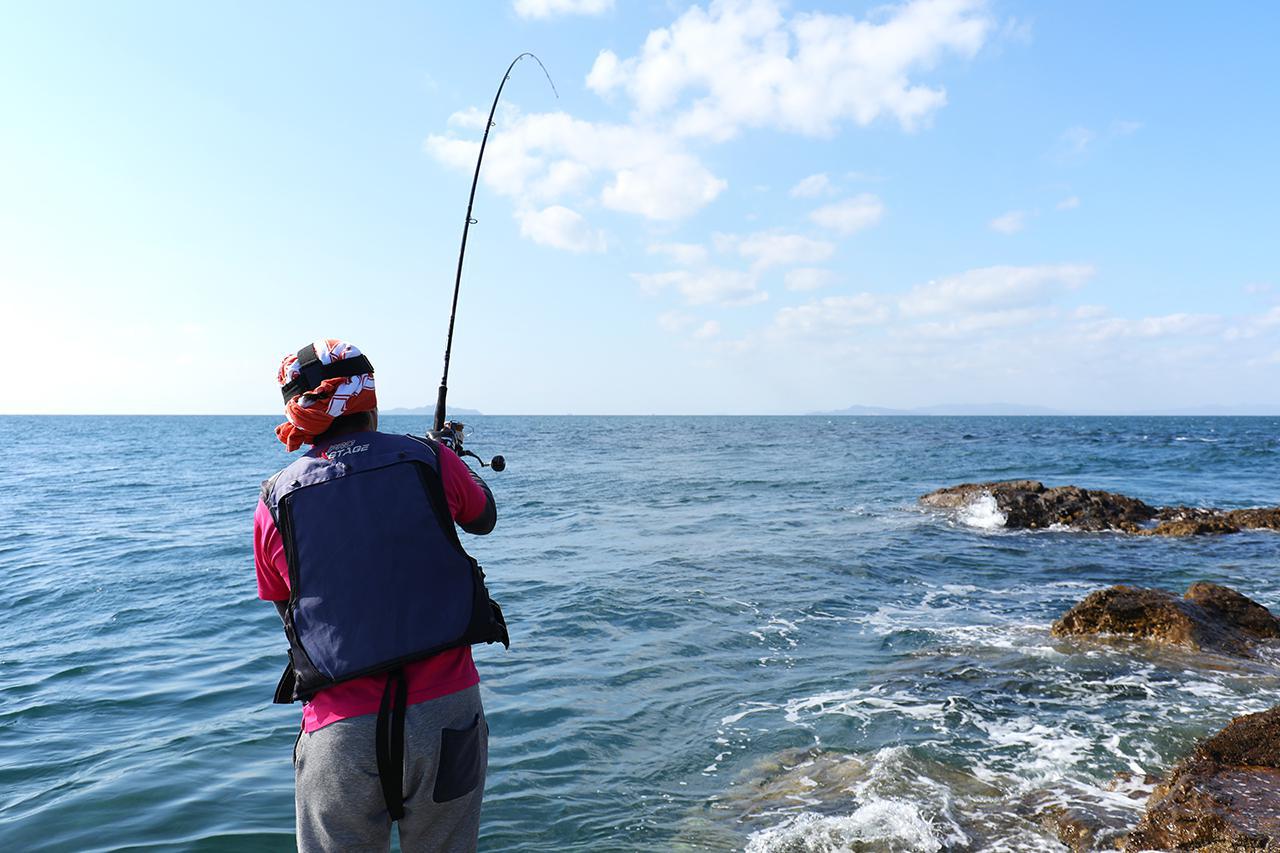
top-left (254, 437), bottom-right (490, 732)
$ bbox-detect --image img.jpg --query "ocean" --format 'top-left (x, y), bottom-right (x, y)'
top-left (2, 415), bottom-right (1278, 852)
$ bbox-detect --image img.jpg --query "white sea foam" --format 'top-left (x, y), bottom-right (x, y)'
top-left (783, 686), bottom-right (944, 724)
top-left (721, 702), bottom-right (779, 727)
top-left (743, 746), bottom-right (971, 852)
top-left (958, 493), bottom-right (1007, 530)
top-left (976, 715), bottom-right (1095, 782)
top-left (744, 802), bottom-right (945, 852)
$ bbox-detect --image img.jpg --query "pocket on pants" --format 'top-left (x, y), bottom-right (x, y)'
top-left (433, 713), bottom-right (485, 803)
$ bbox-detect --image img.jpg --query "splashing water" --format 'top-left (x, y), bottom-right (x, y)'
top-left (959, 492), bottom-right (1007, 530)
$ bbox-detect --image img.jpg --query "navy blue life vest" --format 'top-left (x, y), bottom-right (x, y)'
top-left (261, 431), bottom-right (509, 703)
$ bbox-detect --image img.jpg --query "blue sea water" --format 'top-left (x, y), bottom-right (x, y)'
top-left (1, 415), bottom-right (1278, 852)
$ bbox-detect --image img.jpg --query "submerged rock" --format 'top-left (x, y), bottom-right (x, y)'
top-left (1051, 583), bottom-right (1280, 659)
top-left (1123, 705), bottom-right (1280, 852)
top-left (1023, 777), bottom-right (1156, 853)
top-left (919, 480), bottom-right (1280, 536)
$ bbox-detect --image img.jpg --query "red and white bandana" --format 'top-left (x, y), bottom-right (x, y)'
top-left (275, 339), bottom-right (377, 452)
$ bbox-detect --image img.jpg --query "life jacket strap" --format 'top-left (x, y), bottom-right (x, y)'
top-left (375, 667), bottom-right (409, 821)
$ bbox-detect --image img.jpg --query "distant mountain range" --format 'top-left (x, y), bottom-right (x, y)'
top-left (810, 403), bottom-right (1280, 416)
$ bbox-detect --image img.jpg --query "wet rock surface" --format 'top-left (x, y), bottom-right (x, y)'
top-left (1051, 583), bottom-right (1280, 659)
top-left (919, 481), bottom-right (1280, 536)
top-left (1024, 778), bottom-right (1155, 853)
top-left (1123, 706), bottom-right (1280, 852)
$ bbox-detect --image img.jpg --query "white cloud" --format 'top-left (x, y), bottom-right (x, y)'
top-left (586, 0), bottom-right (993, 140)
top-left (648, 242), bottom-right (709, 266)
top-left (810, 194), bottom-right (884, 234)
top-left (516, 205), bottom-right (607, 252)
top-left (633, 268), bottom-right (767, 306)
top-left (602, 156), bottom-right (727, 220)
top-left (530, 160), bottom-right (594, 200)
top-left (1056, 196), bottom-right (1080, 210)
top-left (904, 306), bottom-right (1057, 339)
top-left (658, 311), bottom-right (696, 333)
top-left (1074, 312), bottom-right (1223, 342)
top-left (434, 0), bottom-right (989, 253)
top-left (447, 107), bottom-right (489, 130)
top-left (989, 209), bottom-right (1027, 234)
top-left (426, 110), bottom-right (728, 228)
top-left (785, 268), bottom-right (836, 291)
top-left (900, 264), bottom-right (1094, 317)
top-left (1113, 119), bottom-right (1143, 136)
top-left (727, 231), bottom-right (835, 268)
top-left (789, 173), bottom-right (832, 198)
top-left (513, 0), bottom-right (613, 19)
top-left (772, 293), bottom-right (888, 337)
top-left (694, 320), bottom-right (722, 339)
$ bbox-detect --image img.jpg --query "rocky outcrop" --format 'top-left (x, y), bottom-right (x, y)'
top-left (920, 480), bottom-right (1157, 531)
top-left (1122, 705), bottom-right (1280, 851)
top-left (919, 480), bottom-right (1280, 536)
top-left (1051, 583), bottom-right (1280, 659)
top-left (1147, 506), bottom-right (1280, 537)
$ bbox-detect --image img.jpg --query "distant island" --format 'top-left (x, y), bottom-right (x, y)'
top-left (809, 403), bottom-right (1280, 416)
top-left (381, 405), bottom-right (483, 416)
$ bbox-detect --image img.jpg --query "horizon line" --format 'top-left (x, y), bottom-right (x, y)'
top-left (3, 411), bottom-right (1279, 418)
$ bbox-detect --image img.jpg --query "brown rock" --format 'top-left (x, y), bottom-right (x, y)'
top-left (1123, 706), bottom-right (1280, 852)
top-left (1227, 508), bottom-right (1280, 531)
top-left (921, 481), bottom-right (1280, 536)
top-left (1037, 804), bottom-right (1111, 852)
top-left (1144, 517), bottom-right (1242, 536)
top-left (919, 480), bottom-right (1157, 531)
top-left (1050, 583), bottom-right (1280, 658)
top-left (918, 479), bottom-right (1047, 509)
top-left (1187, 583), bottom-right (1280, 644)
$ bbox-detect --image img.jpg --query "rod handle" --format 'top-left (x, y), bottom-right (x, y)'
top-left (433, 385), bottom-right (448, 433)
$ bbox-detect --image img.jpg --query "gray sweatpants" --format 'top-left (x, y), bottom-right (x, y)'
top-left (294, 685), bottom-right (487, 853)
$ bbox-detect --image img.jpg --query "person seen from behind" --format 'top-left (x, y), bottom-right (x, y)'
top-left (253, 339), bottom-right (509, 852)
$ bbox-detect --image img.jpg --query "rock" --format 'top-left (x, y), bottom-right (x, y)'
top-left (1123, 706), bottom-right (1280, 852)
top-left (1186, 583), bottom-right (1280, 643)
top-left (919, 480), bottom-right (1157, 531)
top-left (919, 480), bottom-right (1047, 510)
top-left (1036, 803), bottom-right (1117, 852)
top-left (1147, 506), bottom-right (1243, 536)
top-left (1226, 508), bottom-right (1280, 531)
top-left (1144, 517), bottom-right (1242, 536)
top-left (920, 481), bottom-right (1280, 536)
top-left (1050, 583), bottom-right (1280, 658)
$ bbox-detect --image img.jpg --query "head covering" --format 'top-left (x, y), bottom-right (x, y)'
top-left (275, 339), bottom-right (377, 451)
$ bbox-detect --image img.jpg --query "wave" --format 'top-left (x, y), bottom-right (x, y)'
top-left (958, 493), bottom-right (1008, 530)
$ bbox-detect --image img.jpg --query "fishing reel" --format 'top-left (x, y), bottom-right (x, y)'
top-left (430, 420), bottom-right (506, 472)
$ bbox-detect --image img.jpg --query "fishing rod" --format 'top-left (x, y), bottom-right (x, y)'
top-left (431, 52), bottom-right (558, 472)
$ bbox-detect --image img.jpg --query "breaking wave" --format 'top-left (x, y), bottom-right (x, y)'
top-left (958, 493), bottom-right (1007, 530)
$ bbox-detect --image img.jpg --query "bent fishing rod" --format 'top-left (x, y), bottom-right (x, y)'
top-left (430, 53), bottom-right (557, 472)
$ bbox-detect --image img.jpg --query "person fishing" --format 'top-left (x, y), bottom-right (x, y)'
top-left (253, 338), bottom-right (509, 852)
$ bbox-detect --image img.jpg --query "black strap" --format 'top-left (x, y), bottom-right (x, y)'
top-left (375, 667), bottom-right (409, 821)
top-left (280, 343), bottom-right (374, 402)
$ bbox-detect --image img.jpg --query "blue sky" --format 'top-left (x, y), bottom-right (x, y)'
top-left (2, 1), bottom-right (1277, 414)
